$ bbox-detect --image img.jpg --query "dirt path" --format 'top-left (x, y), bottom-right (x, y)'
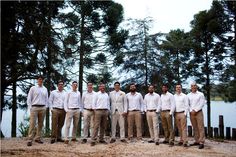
top-left (1, 138), bottom-right (236, 157)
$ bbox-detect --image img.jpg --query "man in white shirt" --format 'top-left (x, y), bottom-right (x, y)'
top-left (174, 84), bottom-right (189, 147)
top-left (81, 82), bottom-right (96, 144)
top-left (187, 82), bottom-right (205, 149)
top-left (144, 85), bottom-right (161, 145)
top-left (64, 81), bottom-right (82, 144)
top-left (126, 83), bottom-right (144, 141)
top-left (110, 82), bottom-right (127, 143)
top-left (49, 80), bottom-right (66, 144)
top-left (27, 75), bottom-right (48, 146)
top-left (91, 83), bottom-right (110, 146)
top-left (160, 84), bottom-right (175, 146)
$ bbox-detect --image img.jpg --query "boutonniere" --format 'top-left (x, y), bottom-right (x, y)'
top-left (120, 92), bottom-right (124, 96)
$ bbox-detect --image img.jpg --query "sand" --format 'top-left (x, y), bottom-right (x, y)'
top-left (1, 137), bottom-right (236, 157)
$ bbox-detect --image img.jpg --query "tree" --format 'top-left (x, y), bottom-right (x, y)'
top-left (190, 1), bottom-right (230, 130)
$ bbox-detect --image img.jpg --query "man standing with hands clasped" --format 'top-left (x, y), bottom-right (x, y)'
top-left (144, 85), bottom-right (161, 145)
top-left (187, 82), bottom-right (206, 149)
top-left (26, 75), bottom-right (48, 146)
top-left (64, 81), bottom-right (82, 144)
top-left (110, 82), bottom-right (127, 143)
top-left (174, 84), bottom-right (189, 147)
top-left (159, 84), bottom-right (175, 146)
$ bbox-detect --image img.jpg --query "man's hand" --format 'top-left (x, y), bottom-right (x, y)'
top-left (122, 112), bottom-right (127, 117)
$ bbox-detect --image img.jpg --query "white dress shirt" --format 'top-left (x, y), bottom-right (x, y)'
top-left (187, 91), bottom-right (205, 112)
top-left (81, 91), bottom-right (96, 111)
top-left (174, 92), bottom-right (189, 115)
top-left (64, 90), bottom-right (82, 112)
top-left (126, 92), bottom-right (144, 112)
top-left (144, 92), bottom-right (161, 112)
top-left (49, 90), bottom-right (66, 109)
top-left (27, 85), bottom-right (48, 109)
top-left (93, 91), bottom-right (110, 110)
top-left (160, 91), bottom-right (176, 114)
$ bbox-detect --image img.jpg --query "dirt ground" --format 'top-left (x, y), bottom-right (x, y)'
top-left (1, 137), bottom-right (236, 157)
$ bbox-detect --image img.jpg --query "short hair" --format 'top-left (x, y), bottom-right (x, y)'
top-left (162, 83), bottom-right (168, 88)
top-left (72, 81), bottom-right (78, 84)
top-left (87, 82), bottom-right (93, 85)
top-left (58, 80), bottom-right (64, 85)
top-left (176, 84), bottom-right (182, 88)
top-left (99, 82), bottom-right (105, 86)
top-left (114, 82), bottom-right (120, 86)
top-left (37, 75), bottom-right (44, 80)
top-left (148, 84), bottom-right (155, 88)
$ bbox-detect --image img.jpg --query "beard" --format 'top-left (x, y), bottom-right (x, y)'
top-left (130, 89), bottom-right (136, 92)
top-left (149, 91), bottom-right (154, 94)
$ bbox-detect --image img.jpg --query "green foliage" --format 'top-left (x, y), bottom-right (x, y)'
top-left (18, 116), bottom-right (30, 137)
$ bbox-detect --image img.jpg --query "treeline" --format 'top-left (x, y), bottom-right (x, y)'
top-left (1, 1), bottom-right (235, 137)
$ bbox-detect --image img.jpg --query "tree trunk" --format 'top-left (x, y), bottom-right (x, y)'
top-left (1, 85), bottom-right (5, 138)
top-left (11, 81), bottom-right (17, 137)
top-left (144, 24), bottom-right (148, 87)
top-left (205, 51), bottom-right (211, 131)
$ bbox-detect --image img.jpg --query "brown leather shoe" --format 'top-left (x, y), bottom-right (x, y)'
top-left (71, 138), bottom-right (77, 142)
top-left (64, 140), bottom-right (69, 144)
top-left (199, 144), bottom-right (204, 149)
top-left (190, 142), bottom-right (200, 146)
top-left (90, 141), bottom-right (96, 146)
top-left (110, 139), bottom-right (116, 143)
top-left (35, 139), bottom-right (43, 144)
top-left (27, 141), bottom-right (32, 146)
top-left (81, 139), bottom-right (87, 144)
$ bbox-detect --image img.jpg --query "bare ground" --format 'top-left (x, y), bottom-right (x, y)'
top-left (1, 137), bottom-right (236, 157)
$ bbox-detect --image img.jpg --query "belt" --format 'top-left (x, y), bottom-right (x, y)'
top-left (197, 109), bottom-right (202, 113)
top-left (96, 109), bottom-right (108, 111)
top-left (53, 107), bottom-right (64, 110)
top-left (85, 108), bottom-right (93, 111)
top-left (162, 110), bottom-right (170, 112)
top-left (129, 110), bottom-right (140, 112)
top-left (176, 111), bottom-right (184, 113)
top-left (147, 110), bottom-right (156, 112)
top-left (68, 108), bottom-right (80, 110)
top-left (32, 105), bottom-right (45, 107)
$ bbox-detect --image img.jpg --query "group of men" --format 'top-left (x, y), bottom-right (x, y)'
top-left (26, 75), bottom-right (206, 149)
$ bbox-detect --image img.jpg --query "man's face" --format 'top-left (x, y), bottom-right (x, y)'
top-left (130, 85), bottom-right (136, 92)
top-left (37, 78), bottom-right (43, 86)
top-left (58, 82), bottom-right (64, 91)
top-left (175, 85), bottom-right (182, 93)
top-left (72, 83), bottom-right (78, 91)
top-left (99, 84), bottom-right (105, 92)
top-left (148, 86), bottom-right (154, 93)
top-left (87, 83), bottom-right (93, 91)
top-left (162, 86), bottom-right (168, 93)
top-left (114, 83), bottom-right (120, 91)
top-left (191, 84), bottom-right (197, 92)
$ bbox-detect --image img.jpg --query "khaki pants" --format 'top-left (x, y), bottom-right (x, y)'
top-left (127, 111), bottom-right (142, 139)
top-left (146, 111), bottom-right (159, 142)
top-left (91, 110), bottom-right (109, 142)
top-left (111, 111), bottom-right (125, 139)
top-left (83, 109), bottom-right (94, 139)
top-left (161, 111), bottom-right (174, 143)
top-left (28, 106), bottom-right (46, 141)
top-left (64, 109), bottom-right (80, 140)
top-left (175, 112), bottom-right (187, 144)
top-left (51, 108), bottom-right (66, 140)
top-left (190, 110), bottom-right (205, 144)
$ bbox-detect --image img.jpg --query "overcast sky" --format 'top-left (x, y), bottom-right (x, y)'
top-left (114, 0), bottom-right (212, 34)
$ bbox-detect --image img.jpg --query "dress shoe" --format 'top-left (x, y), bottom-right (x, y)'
top-left (169, 142), bottom-right (174, 147)
top-left (162, 140), bottom-right (169, 144)
top-left (90, 141), bottom-right (96, 146)
top-left (64, 140), bottom-right (69, 144)
top-left (71, 138), bottom-right (77, 142)
top-left (120, 139), bottom-right (127, 143)
top-left (155, 141), bottom-right (159, 145)
top-left (50, 139), bottom-right (55, 144)
top-left (178, 142), bottom-right (183, 146)
top-left (148, 140), bottom-right (155, 143)
top-left (27, 141), bottom-right (32, 146)
top-left (81, 139), bottom-right (87, 144)
top-left (183, 143), bottom-right (188, 147)
top-left (199, 144), bottom-right (204, 149)
top-left (57, 139), bottom-right (64, 142)
top-left (35, 139), bottom-right (43, 144)
top-left (99, 140), bottom-right (107, 144)
top-left (110, 139), bottom-right (116, 143)
top-left (190, 142), bottom-right (200, 146)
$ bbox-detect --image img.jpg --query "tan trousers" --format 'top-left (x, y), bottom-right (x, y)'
top-left (161, 111), bottom-right (174, 143)
top-left (111, 111), bottom-right (125, 139)
top-left (28, 106), bottom-right (46, 141)
top-left (64, 109), bottom-right (80, 140)
top-left (51, 108), bottom-right (66, 140)
top-left (127, 111), bottom-right (142, 139)
top-left (91, 110), bottom-right (109, 142)
top-left (190, 110), bottom-right (205, 144)
top-left (146, 111), bottom-right (159, 142)
top-left (175, 112), bottom-right (187, 144)
top-left (83, 109), bottom-right (94, 139)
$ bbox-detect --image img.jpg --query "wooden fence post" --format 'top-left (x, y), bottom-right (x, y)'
top-left (208, 127), bottom-right (213, 138)
top-left (226, 127), bottom-right (231, 140)
top-left (232, 128), bottom-right (236, 140)
top-left (214, 127), bottom-right (219, 138)
top-left (188, 125), bottom-right (192, 137)
top-left (219, 115), bottom-right (224, 138)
